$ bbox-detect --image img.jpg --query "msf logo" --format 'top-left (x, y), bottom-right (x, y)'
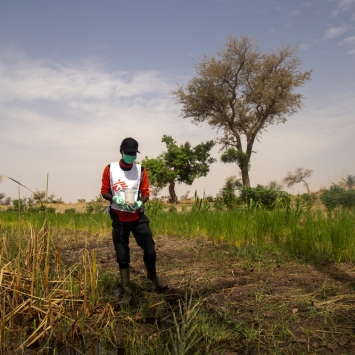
top-left (113, 180), bottom-right (128, 191)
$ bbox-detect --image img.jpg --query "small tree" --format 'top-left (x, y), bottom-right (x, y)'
top-left (33, 189), bottom-right (46, 203)
top-left (4, 197), bottom-right (12, 206)
top-left (180, 190), bottom-right (190, 200)
top-left (0, 192), bottom-right (5, 204)
top-left (47, 193), bottom-right (56, 203)
top-left (27, 196), bottom-right (35, 206)
top-left (282, 167), bottom-right (313, 193)
top-left (11, 199), bottom-right (26, 212)
top-left (142, 135), bottom-right (216, 203)
top-left (150, 182), bottom-right (163, 200)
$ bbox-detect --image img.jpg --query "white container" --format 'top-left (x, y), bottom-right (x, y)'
top-left (125, 188), bottom-right (135, 206)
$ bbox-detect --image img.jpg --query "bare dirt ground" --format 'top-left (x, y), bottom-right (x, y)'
top-left (58, 231), bottom-right (355, 355)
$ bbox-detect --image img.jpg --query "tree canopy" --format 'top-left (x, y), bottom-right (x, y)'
top-left (172, 35), bottom-right (312, 186)
top-left (341, 175), bottom-right (355, 189)
top-left (142, 135), bottom-right (216, 203)
top-left (282, 167), bottom-right (313, 193)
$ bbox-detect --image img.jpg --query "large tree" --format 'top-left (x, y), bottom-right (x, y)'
top-left (172, 36), bottom-right (311, 186)
top-left (142, 135), bottom-right (216, 203)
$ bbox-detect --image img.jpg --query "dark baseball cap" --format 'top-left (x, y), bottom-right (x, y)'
top-left (120, 137), bottom-right (140, 153)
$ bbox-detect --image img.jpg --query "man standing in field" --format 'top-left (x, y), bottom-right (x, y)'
top-left (101, 137), bottom-right (167, 305)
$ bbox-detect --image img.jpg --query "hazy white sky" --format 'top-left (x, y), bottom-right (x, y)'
top-left (1, 0), bottom-right (354, 202)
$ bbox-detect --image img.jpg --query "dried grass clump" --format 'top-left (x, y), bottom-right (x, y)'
top-left (0, 220), bottom-right (111, 352)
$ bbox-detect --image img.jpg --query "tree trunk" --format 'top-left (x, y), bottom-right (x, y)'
top-left (241, 169), bottom-right (251, 187)
top-left (168, 180), bottom-right (178, 204)
top-left (302, 180), bottom-right (310, 194)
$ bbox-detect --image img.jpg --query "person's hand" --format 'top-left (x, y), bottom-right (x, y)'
top-left (112, 196), bottom-right (124, 205)
top-left (120, 201), bottom-right (143, 212)
top-left (135, 201), bottom-right (143, 209)
top-left (120, 204), bottom-right (136, 212)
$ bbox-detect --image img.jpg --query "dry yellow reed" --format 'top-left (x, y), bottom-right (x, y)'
top-left (0, 221), bottom-right (119, 350)
top-left (90, 249), bottom-right (98, 308)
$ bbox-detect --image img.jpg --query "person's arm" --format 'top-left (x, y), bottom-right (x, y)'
top-left (101, 166), bottom-right (113, 203)
top-left (140, 195), bottom-right (149, 204)
top-left (140, 168), bottom-right (150, 204)
top-left (102, 192), bottom-right (113, 203)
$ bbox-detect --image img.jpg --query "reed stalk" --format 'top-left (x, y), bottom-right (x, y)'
top-left (83, 252), bottom-right (88, 315)
top-left (89, 249), bottom-right (98, 308)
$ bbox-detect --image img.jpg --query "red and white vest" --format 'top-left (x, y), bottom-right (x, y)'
top-left (110, 162), bottom-right (142, 212)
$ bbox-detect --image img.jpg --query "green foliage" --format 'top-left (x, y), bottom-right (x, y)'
top-left (64, 208), bottom-right (76, 214)
top-left (86, 196), bottom-right (107, 214)
top-left (86, 204), bottom-right (94, 213)
top-left (142, 135), bottom-right (216, 202)
top-left (27, 205), bottom-right (56, 213)
top-left (320, 184), bottom-right (355, 210)
top-left (214, 176), bottom-right (241, 209)
top-left (144, 199), bottom-right (165, 218)
top-left (167, 205), bottom-right (178, 213)
top-left (78, 198), bottom-right (86, 203)
top-left (215, 188), bottom-right (238, 210)
top-left (7, 199), bottom-right (56, 213)
top-left (266, 180), bottom-right (284, 191)
top-left (205, 195), bottom-right (214, 202)
top-left (191, 191), bottom-right (211, 213)
top-left (239, 185), bottom-right (290, 210)
top-left (341, 174), bottom-right (355, 189)
top-left (142, 156), bottom-right (176, 188)
top-left (9, 199), bottom-right (27, 212)
top-left (221, 148), bottom-right (250, 174)
top-left (340, 189), bottom-right (355, 208)
top-left (299, 193), bottom-right (317, 211)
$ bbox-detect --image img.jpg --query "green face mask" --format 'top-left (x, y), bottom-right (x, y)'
top-left (123, 154), bottom-right (136, 164)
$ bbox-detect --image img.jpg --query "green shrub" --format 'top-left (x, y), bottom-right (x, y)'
top-left (86, 204), bottom-right (95, 214)
top-left (320, 184), bottom-right (355, 210)
top-left (320, 184), bottom-right (343, 210)
top-left (167, 205), bottom-right (178, 213)
top-left (340, 189), bottom-right (355, 208)
top-left (216, 188), bottom-right (239, 209)
top-left (205, 195), bottom-right (214, 202)
top-left (239, 185), bottom-right (290, 210)
top-left (214, 176), bottom-right (241, 210)
top-left (64, 208), bottom-right (76, 214)
top-left (10, 199), bottom-right (26, 212)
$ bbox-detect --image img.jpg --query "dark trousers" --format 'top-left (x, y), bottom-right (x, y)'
top-left (112, 214), bottom-right (156, 269)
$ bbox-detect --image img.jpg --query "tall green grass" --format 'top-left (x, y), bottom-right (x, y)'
top-left (0, 211), bottom-right (111, 232)
top-left (1, 206), bottom-right (355, 263)
top-left (148, 207), bottom-right (355, 263)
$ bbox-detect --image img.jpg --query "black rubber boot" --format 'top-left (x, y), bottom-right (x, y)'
top-left (119, 267), bottom-right (132, 305)
top-left (145, 264), bottom-right (168, 289)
